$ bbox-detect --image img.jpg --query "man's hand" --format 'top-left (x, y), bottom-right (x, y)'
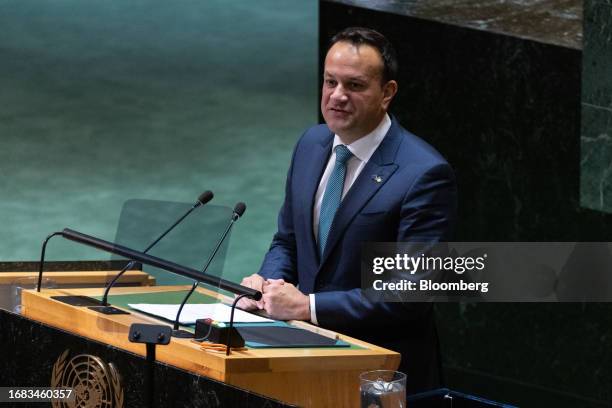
top-left (237, 273), bottom-right (266, 311)
top-left (262, 280), bottom-right (310, 321)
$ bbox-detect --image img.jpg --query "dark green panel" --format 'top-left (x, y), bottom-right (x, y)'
top-left (582, 0), bottom-right (612, 109)
top-left (581, 0), bottom-right (612, 214)
top-left (581, 104), bottom-right (612, 212)
top-left (437, 303), bottom-right (612, 406)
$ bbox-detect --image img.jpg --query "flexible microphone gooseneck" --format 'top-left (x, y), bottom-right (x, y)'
top-left (37, 232), bottom-right (64, 292)
top-left (98, 191), bottom-right (214, 311)
top-left (172, 202), bottom-right (246, 338)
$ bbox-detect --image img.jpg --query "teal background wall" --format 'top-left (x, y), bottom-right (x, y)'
top-left (0, 0), bottom-right (318, 282)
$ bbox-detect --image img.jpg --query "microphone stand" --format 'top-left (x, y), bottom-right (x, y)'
top-left (226, 294), bottom-right (250, 355)
top-left (37, 232), bottom-right (63, 292)
top-left (172, 205), bottom-right (244, 338)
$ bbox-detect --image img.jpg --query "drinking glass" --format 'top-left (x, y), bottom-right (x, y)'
top-left (360, 370), bottom-right (406, 408)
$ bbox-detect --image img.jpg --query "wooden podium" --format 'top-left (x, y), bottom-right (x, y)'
top-left (21, 283), bottom-right (400, 407)
top-left (0, 270), bottom-right (156, 287)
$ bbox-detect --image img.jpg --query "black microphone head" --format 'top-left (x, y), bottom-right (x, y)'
top-left (197, 190), bottom-right (214, 206)
top-left (233, 202), bottom-right (246, 218)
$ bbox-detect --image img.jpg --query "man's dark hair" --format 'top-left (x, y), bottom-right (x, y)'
top-left (329, 27), bottom-right (398, 83)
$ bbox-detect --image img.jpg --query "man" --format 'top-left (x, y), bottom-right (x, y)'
top-left (240, 27), bottom-right (456, 393)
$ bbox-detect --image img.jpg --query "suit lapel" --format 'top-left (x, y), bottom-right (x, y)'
top-left (302, 133), bottom-right (333, 264)
top-left (319, 120), bottom-right (403, 267)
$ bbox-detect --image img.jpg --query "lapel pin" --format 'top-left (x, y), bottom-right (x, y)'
top-left (372, 175), bottom-right (383, 183)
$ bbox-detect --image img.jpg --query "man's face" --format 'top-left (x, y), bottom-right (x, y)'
top-left (321, 41), bottom-right (397, 142)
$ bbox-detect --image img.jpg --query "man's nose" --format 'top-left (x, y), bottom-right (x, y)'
top-left (330, 85), bottom-right (348, 102)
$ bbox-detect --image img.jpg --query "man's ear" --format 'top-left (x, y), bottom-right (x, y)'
top-left (382, 80), bottom-right (398, 109)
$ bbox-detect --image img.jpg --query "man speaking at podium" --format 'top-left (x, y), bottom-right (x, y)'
top-left (239, 27), bottom-right (456, 393)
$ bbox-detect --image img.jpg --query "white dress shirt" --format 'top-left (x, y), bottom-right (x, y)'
top-left (309, 113), bottom-right (391, 325)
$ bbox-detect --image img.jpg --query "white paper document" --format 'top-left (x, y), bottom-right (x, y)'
top-left (128, 303), bottom-right (273, 325)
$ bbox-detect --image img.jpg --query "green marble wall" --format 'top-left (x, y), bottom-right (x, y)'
top-left (581, 0), bottom-right (612, 213)
top-left (0, 1), bottom-right (318, 282)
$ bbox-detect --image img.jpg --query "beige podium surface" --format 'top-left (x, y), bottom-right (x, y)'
top-left (0, 270), bottom-right (156, 286)
top-left (22, 284), bottom-right (400, 407)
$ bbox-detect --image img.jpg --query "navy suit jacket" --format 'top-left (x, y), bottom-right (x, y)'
top-left (258, 116), bottom-right (457, 392)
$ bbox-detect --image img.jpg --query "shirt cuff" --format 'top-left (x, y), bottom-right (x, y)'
top-left (309, 294), bottom-right (318, 325)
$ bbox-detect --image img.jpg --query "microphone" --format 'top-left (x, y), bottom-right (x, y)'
top-left (172, 202), bottom-right (246, 338)
top-left (94, 191), bottom-right (214, 314)
top-left (57, 228), bottom-right (261, 299)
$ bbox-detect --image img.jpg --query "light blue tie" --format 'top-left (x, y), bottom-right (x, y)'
top-left (318, 145), bottom-right (353, 256)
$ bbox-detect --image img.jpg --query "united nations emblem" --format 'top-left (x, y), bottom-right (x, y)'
top-left (51, 350), bottom-right (124, 408)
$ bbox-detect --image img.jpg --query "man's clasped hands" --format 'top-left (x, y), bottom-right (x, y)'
top-left (237, 274), bottom-right (311, 321)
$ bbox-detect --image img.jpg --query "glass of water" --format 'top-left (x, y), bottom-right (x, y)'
top-left (360, 370), bottom-right (406, 408)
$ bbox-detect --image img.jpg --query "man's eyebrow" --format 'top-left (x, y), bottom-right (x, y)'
top-left (323, 71), bottom-right (368, 82)
top-left (347, 76), bottom-right (368, 82)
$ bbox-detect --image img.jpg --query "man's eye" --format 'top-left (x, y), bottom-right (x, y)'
top-left (325, 79), bottom-right (337, 87)
top-left (349, 82), bottom-right (363, 90)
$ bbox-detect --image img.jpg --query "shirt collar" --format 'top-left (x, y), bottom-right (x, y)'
top-left (332, 113), bottom-right (391, 163)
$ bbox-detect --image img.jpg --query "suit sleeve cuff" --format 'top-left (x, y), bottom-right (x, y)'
top-left (309, 294), bottom-right (318, 325)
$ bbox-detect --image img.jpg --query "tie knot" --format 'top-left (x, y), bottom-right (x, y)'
top-left (334, 145), bottom-right (352, 164)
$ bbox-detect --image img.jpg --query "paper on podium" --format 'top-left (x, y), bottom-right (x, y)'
top-left (128, 303), bottom-right (274, 325)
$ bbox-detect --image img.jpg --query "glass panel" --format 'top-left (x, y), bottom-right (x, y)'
top-left (112, 199), bottom-right (232, 288)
